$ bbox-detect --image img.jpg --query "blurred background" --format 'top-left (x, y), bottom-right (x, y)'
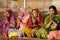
top-left (0, 0), bottom-right (60, 21)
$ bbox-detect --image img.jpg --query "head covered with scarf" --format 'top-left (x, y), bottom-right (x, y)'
top-left (0, 9), bottom-right (16, 35)
top-left (18, 7), bottom-right (30, 23)
top-left (6, 9), bottom-right (16, 25)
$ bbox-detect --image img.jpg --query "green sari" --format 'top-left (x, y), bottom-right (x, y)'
top-left (37, 14), bottom-right (60, 38)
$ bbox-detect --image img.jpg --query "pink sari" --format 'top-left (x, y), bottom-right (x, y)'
top-left (17, 7), bottom-right (33, 37)
top-left (48, 31), bottom-right (60, 40)
top-left (18, 7), bottom-right (33, 30)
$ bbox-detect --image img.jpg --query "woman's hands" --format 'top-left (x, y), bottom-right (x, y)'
top-left (50, 16), bottom-right (57, 27)
top-left (45, 16), bottom-right (57, 28)
top-left (45, 16), bottom-right (53, 28)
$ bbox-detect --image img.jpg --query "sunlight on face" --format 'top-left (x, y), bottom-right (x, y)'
top-left (49, 8), bottom-right (55, 15)
top-left (4, 12), bottom-right (10, 17)
top-left (19, 10), bottom-right (24, 17)
top-left (33, 10), bottom-right (38, 17)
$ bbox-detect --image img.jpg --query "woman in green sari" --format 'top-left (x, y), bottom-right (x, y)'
top-left (37, 5), bottom-right (60, 39)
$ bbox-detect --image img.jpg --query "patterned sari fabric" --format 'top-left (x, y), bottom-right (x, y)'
top-left (22, 26), bottom-right (32, 37)
top-left (8, 28), bottom-right (18, 38)
top-left (37, 14), bottom-right (60, 39)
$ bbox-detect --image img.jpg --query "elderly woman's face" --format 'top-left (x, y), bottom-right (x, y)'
top-left (19, 10), bottom-right (24, 17)
top-left (4, 12), bottom-right (10, 17)
top-left (49, 8), bottom-right (55, 15)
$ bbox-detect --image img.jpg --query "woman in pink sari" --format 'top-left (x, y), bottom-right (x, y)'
top-left (17, 7), bottom-right (33, 37)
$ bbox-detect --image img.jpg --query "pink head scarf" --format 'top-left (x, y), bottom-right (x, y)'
top-left (18, 7), bottom-right (30, 23)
